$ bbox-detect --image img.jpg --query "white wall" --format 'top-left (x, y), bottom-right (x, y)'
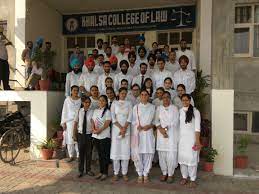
top-left (26, 0), bottom-right (63, 72)
top-left (212, 89), bottom-right (234, 176)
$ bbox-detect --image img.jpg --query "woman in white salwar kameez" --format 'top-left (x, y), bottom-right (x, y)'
top-left (155, 91), bottom-right (179, 183)
top-left (131, 90), bottom-right (156, 184)
top-left (61, 85), bottom-right (81, 162)
top-left (110, 87), bottom-right (132, 182)
top-left (178, 94), bottom-right (201, 188)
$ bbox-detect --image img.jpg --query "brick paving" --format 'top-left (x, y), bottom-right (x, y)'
top-left (0, 149), bottom-right (259, 194)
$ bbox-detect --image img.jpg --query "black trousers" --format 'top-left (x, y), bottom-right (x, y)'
top-left (0, 58), bottom-right (11, 90)
top-left (78, 133), bottom-right (93, 173)
top-left (94, 138), bottom-right (111, 175)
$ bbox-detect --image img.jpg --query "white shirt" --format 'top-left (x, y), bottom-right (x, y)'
top-left (114, 72), bottom-right (133, 91)
top-left (128, 63), bottom-right (140, 77)
top-left (132, 74), bottom-right (150, 88)
top-left (132, 102), bottom-right (156, 154)
top-left (111, 44), bottom-right (119, 55)
top-left (152, 98), bottom-right (163, 107)
top-left (65, 71), bottom-right (82, 97)
top-left (82, 65), bottom-right (103, 74)
top-left (96, 48), bottom-right (106, 57)
top-left (74, 108), bottom-right (94, 134)
top-left (164, 88), bottom-right (178, 100)
top-left (165, 60), bottom-right (180, 75)
top-left (0, 40), bottom-right (8, 60)
top-left (90, 97), bottom-right (99, 110)
top-left (135, 57), bottom-right (148, 68)
top-left (31, 66), bottom-right (43, 75)
top-left (173, 69), bottom-right (196, 94)
top-left (116, 52), bottom-right (129, 65)
top-left (155, 104), bottom-right (179, 152)
top-left (176, 49), bottom-right (196, 70)
top-left (126, 92), bottom-right (140, 106)
top-left (79, 72), bottom-right (98, 92)
top-left (152, 69), bottom-right (173, 89)
top-left (92, 108), bottom-right (112, 139)
top-left (97, 72), bottom-right (115, 95)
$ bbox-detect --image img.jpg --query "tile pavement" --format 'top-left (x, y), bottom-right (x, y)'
top-left (0, 149), bottom-right (259, 194)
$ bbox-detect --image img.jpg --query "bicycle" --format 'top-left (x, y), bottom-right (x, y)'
top-left (0, 112), bottom-right (30, 164)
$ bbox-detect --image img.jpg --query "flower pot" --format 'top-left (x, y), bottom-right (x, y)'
top-left (203, 162), bottom-right (214, 172)
top-left (39, 80), bottom-right (51, 91)
top-left (41, 149), bottom-right (54, 160)
top-left (234, 155), bottom-right (248, 169)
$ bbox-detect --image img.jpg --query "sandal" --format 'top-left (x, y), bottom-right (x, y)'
top-left (137, 176), bottom-right (143, 183)
top-left (189, 181), bottom-right (197, 188)
top-left (180, 178), bottom-right (188, 185)
top-left (167, 176), bottom-right (174, 184)
top-left (160, 175), bottom-right (167, 182)
top-left (143, 176), bottom-right (149, 183)
top-left (123, 175), bottom-right (129, 182)
top-left (112, 175), bottom-right (119, 182)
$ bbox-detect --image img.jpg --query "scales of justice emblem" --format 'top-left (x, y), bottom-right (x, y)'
top-left (66, 18), bottom-right (79, 32)
top-left (171, 8), bottom-right (193, 27)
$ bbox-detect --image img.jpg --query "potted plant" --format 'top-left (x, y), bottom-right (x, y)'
top-left (203, 147), bottom-right (218, 172)
top-left (37, 139), bottom-right (57, 160)
top-left (235, 135), bottom-right (250, 169)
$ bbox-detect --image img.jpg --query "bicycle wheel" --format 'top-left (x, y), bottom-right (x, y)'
top-left (0, 128), bottom-right (21, 163)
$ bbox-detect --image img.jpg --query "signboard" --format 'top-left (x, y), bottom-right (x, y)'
top-left (63, 5), bottom-right (196, 35)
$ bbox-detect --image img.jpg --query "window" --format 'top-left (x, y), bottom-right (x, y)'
top-left (234, 111), bottom-right (259, 133)
top-left (234, 4), bottom-right (259, 57)
top-left (157, 30), bottom-right (193, 51)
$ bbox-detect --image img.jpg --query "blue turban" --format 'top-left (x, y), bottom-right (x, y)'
top-left (36, 36), bottom-right (44, 45)
top-left (138, 34), bottom-right (145, 42)
top-left (70, 58), bottom-right (80, 69)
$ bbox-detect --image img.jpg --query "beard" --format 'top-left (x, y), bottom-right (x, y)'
top-left (73, 69), bottom-right (81, 74)
top-left (121, 69), bottom-right (128, 75)
top-left (111, 64), bottom-right (117, 70)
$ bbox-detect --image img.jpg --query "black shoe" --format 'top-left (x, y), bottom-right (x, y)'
top-left (78, 173), bottom-right (83, 178)
top-left (66, 157), bottom-right (74, 163)
top-left (87, 171), bottom-right (95, 176)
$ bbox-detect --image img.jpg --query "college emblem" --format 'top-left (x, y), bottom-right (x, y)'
top-left (65, 18), bottom-right (79, 32)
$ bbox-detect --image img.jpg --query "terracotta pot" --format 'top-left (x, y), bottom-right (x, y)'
top-left (41, 149), bottom-right (54, 160)
top-left (235, 155), bottom-right (248, 169)
top-left (203, 162), bottom-right (214, 172)
top-left (39, 80), bottom-right (51, 91)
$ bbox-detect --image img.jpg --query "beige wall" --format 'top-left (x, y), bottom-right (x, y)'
top-left (212, 89), bottom-right (234, 176)
top-left (26, 0), bottom-right (63, 72)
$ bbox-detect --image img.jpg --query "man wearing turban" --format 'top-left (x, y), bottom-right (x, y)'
top-left (65, 58), bottom-right (82, 97)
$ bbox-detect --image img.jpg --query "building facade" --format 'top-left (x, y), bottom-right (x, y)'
top-left (1, 0), bottom-right (259, 176)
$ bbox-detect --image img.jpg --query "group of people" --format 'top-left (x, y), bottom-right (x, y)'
top-left (61, 35), bottom-right (201, 188)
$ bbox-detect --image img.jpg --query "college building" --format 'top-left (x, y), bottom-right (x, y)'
top-left (0, 0), bottom-right (259, 176)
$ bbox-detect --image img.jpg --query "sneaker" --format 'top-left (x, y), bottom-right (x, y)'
top-left (143, 176), bottom-right (149, 183)
top-left (95, 173), bottom-right (102, 179)
top-left (66, 157), bottom-right (74, 163)
top-left (100, 174), bottom-right (108, 181)
top-left (78, 173), bottom-right (83, 178)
